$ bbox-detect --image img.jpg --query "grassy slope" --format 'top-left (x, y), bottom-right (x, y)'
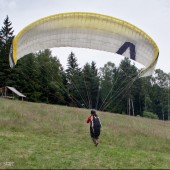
top-left (0, 98), bottom-right (170, 169)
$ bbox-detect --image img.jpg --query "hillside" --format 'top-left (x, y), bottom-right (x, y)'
top-left (0, 98), bottom-right (170, 169)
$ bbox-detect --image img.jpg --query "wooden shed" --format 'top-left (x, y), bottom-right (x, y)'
top-left (0, 86), bottom-right (26, 101)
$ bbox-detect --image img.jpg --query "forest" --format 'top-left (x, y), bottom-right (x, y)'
top-left (0, 16), bottom-right (170, 120)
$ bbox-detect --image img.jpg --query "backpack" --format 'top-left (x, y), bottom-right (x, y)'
top-left (92, 116), bottom-right (101, 128)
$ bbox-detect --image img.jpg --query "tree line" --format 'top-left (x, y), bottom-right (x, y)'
top-left (0, 16), bottom-right (169, 120)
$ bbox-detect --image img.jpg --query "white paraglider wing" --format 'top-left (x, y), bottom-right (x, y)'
top-left (10, 12), bottom-right (159, 77)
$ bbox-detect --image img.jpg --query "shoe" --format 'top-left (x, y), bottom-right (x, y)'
top-left (95, 142), bottom-right (98, 147)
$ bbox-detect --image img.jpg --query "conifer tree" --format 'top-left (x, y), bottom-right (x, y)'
top-left (82, 61), bottom-right (100, 109)
top-left (0, 16), bottom-right (14, 87)
top-left (66, 52), bottom-right (82, 107)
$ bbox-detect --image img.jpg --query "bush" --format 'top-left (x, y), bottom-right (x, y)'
top-left (143, 111), bottom-right (159, 119)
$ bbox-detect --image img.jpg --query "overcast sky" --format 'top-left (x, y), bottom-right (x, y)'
top-left (0, 0), bottom-right (170, 73)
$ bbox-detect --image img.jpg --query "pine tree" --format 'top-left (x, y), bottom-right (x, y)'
top-left (82, 61), bottom-right (100, 109)
top-left (90, 61), bottom-right (100, 109)
top-left (66, 52), bottom-right (82, 107)
top-left (0, 16), bottom-right (14, 87)
top-left (14, 53), bottom-right (41, 102)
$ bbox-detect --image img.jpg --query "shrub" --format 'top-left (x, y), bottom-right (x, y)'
top-left (143, 111), bottom-right (158, 119)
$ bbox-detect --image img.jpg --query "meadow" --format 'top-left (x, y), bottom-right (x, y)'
top-left (0, 98), bottom-right (170, 169)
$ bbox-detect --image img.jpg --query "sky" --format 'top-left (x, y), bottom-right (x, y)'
top-left (0, 0), bottom-right (170, 73)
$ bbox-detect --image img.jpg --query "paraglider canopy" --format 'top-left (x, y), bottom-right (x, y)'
top-left (9, 12), bottom-right (159, 77)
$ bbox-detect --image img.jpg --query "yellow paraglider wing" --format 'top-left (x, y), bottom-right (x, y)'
top-left (9, 12), bottom-right (159, 77)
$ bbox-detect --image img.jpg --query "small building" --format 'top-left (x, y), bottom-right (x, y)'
top-left (0, 86), bottom-right (26, 101)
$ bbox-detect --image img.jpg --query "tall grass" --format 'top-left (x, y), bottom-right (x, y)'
top-left (0, 98), bottom-right (170, 169)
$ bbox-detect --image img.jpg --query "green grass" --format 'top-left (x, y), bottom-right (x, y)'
top-left (0, 98), bottom-right (170, 169)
